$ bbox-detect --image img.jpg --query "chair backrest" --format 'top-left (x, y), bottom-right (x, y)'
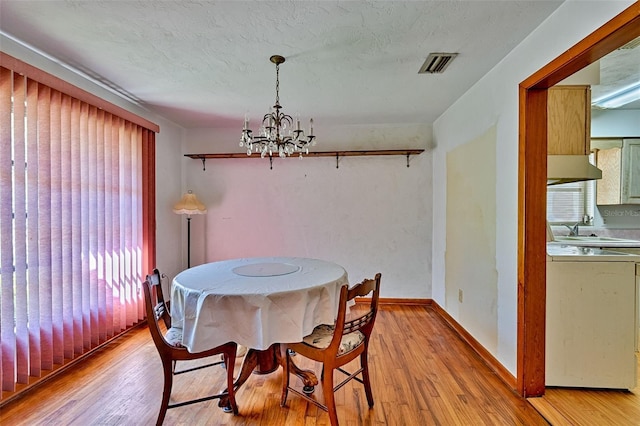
top-left (143, 272), bottom-right (172, 350)
top-left (331, 273), bottom-right (381, 350)
top-left (148, 268), bottom-right (172, 329)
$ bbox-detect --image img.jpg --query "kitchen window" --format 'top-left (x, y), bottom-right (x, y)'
top-left (547, 178), bottom-right (595, 225)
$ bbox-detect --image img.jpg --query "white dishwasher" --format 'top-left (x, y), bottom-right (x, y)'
top-left (546, 244), bottom-right (640, 390)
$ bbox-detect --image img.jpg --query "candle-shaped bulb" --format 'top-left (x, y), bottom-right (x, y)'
top-left (309, 118), bottom-right (314, 136)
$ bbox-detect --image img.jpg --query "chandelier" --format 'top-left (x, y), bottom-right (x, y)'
top-left (240, 55), bottom-right (316, 159)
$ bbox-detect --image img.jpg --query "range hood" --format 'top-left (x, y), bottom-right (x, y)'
top-left (547, 155), bottom-right (602, 186)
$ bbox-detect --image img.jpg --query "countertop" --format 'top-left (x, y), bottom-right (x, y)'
top-left (547, 244), bottom-right (640, 261)
top-left (548, 236), bottom-right (640, 248)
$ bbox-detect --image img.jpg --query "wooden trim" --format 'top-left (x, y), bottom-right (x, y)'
top-left (353, 297), bottom-right (432, 306)
top-left (142, 130), bottom-right (157, 275)
top-left (432, 301), bottom-right (517, 391)
top-left (517, 3), bottom-right (640, 398)
top-left (522, 3), bottom-right (640, 90)
top-left (517, 86), bottom-right (549, 398)
top-left (0, 52), bottom-right (160, 133)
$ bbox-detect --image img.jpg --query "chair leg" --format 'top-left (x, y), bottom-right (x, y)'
top-left (322, 369), bottom-right (339, 426)
top-left (223, 352), bottom-right (239, 415)
top-left (360, 350), bottom-right (374, 408)
top-left (157, 359), bottom-right (174, 426)
top-left (280, 345), bottom-right (291, 407)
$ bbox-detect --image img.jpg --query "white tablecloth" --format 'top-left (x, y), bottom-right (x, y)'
top-left (171, 257), bottom-right (349, 352)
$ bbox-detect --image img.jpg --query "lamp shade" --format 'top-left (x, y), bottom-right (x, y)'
top-left (173, 190), bottom-right (207, 215)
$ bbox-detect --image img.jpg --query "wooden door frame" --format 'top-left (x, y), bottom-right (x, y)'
top-left (517, 3), bottom-right (640, 397)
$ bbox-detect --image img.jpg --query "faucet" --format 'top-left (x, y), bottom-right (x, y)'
top-left (564, 223), bottom-right (580, 236)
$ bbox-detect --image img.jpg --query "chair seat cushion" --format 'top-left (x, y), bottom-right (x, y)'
top-left (164, 327), bottom-right (184, 347)
top-left (303, 324), bottom-right (365, 355)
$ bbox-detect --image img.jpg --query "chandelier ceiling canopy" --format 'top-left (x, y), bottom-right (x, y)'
top-left (240, 55), bottom-right (316, 159)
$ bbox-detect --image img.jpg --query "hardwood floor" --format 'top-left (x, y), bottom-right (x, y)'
top-left (0, 305), bottom-right (549, 425)
top-left (528, 358), bottom-right (640, 426)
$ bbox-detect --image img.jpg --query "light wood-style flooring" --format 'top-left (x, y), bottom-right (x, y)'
top-left (2, 304), bottom-right (631, 425)
top-left (528, 358), bottom-right (640, 426)
top-left (0, 304), bottom-right (546, 425)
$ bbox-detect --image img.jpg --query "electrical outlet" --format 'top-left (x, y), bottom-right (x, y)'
top-left (458, 289), bottom-right (463, 303)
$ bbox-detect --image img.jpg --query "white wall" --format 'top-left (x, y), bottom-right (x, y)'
top-left (432, 0), bottom-right (634, 376)
top-left (154, 119), bottom-right (186, 287)
top-left (180, 125), bottom-right (433, 298)
top-left (592, 109), bottom-right (640, 137)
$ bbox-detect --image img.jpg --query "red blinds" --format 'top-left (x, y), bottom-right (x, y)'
top-left (0, 65), bottom-right (156, 396)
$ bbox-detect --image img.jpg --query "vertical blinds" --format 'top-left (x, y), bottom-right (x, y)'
top-left (0, 65), bottom-right (155, 397)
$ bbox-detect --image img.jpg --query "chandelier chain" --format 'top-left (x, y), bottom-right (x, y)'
top-left (275, 62), bottom-right (280, 107)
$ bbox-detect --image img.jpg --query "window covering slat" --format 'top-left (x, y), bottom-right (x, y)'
top-left (11, 71), bottom-right (29, 385)
top-left (60, 93), bottom-right (73, 360)
top-left (0, 64), bottom-right (15, 392)
top-left (50, 88), bottom-right (64, 366)
top-left (71, 98), bottom-right (83, 357)
top-left (0, 64), bottom-right (156, 399)
top-left (27, 78), bottom-right (42, 378)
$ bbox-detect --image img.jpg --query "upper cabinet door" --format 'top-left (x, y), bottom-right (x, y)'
top-left (594, 139), bottom-right (622, 205)
top-left (622, 139), bottom-right (640, 204)
top-left (548, 85), bottom-right (591, 155)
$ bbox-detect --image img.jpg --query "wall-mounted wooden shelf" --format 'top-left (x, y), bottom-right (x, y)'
top-left (185, 149), bottom-right (425, 170)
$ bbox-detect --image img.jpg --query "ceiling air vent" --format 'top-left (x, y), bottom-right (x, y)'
top-left (418, 52), bottom-right (458, 74)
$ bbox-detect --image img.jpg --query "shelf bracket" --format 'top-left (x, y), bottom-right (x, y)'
top-left (201, 157), bottom-right (206, 171)
top-left (406, 153), bottom-right (410, 168)
top-left (336, 152), bottom-right (341, 169)
top-left (269, 156), bottom-right (273, 170)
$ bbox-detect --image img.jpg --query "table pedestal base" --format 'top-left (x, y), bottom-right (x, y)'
top-left (218, 343), bottom-right (318, 411)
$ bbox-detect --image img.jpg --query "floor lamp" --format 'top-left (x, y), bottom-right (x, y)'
top-left (173, 190), bottom-right (207, 268)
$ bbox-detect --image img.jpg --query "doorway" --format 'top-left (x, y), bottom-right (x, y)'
top-left (517, 4), bottom-right (640, 397)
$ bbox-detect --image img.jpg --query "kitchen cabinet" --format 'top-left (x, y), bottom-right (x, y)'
top-left (548, 85), bottom-right (591, 155)
top-left (593, 138), bottom-right (640, 205)
top-left (622, 138), bottom-right (640, 204)
top-left (546, 245), bottom-right (639, 390)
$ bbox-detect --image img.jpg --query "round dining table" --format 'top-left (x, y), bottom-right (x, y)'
top-left (170, 256), bottom-right (349, 410)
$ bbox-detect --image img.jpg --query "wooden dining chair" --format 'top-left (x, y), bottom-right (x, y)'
top-left (148, 269), bottom-right (231, 375)
top-left (143, 273), bottom-right (239, 425)
top-left (280, 273), bottom-right (381, 426)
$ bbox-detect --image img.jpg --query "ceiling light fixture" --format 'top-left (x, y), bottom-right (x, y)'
top-left (240, 55), bottom-right (316, 159)
top-left (592, 81), bottom-right (640, 109)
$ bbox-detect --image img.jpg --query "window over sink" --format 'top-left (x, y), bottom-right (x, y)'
top-left (547, 177), bottom-right (595, 225)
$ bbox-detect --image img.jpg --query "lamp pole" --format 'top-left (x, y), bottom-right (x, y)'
top-left (187, 216), bottom-right (192, 268)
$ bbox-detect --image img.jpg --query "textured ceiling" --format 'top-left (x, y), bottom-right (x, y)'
top-left (592, 37), bottom-right (640, 108)
top-left (0, 0), bottom-right (589, 130)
